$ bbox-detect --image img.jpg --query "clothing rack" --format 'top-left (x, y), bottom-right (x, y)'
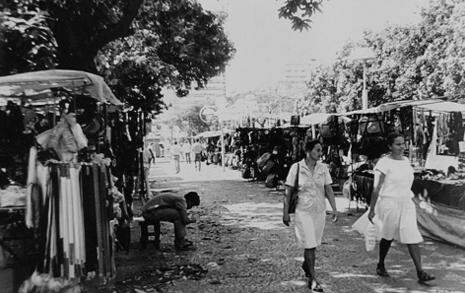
top-left (30, 160), bottom-right (115, 282)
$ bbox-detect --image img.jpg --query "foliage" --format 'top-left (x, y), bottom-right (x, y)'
top-left (0, 8), bottom-right (57, 75)
top-left (96, 0), bottom-right (234, 113)
top-left (278, 0), bottom-right (325, 31)
top-left (174, 105), bottom-right (210, 136)
top-left (0, 0), bottom-right (234, 114)
top-left (301, 0), bottom-right (465, 113)
top-left (1, 0), bottom-right (145, 72)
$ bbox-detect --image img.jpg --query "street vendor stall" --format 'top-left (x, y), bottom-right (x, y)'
top-left (0, 69), bottom-right (124, 291)
top-left (195, 129), bottom-right (235, 165)
top-left (341, 99), bottom-right (465, 248)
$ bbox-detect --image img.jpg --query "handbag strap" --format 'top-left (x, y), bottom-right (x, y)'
top-left (294, 163), bottom-right (299, 190)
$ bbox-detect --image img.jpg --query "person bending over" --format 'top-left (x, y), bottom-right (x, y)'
top-left (140, 192), bottom-right (200, 251)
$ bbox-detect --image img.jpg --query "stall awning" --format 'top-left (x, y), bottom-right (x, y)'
top-left (339, 107), bottom-right (382, 116)
top-left (301, 113), bottom-right (332, 125)
top-left (0, 69), bottom-right (123, 105)
top-left (301, 113), bottom-right (351, 125)
top-left (195, 130), bottom-right (221, 138)
top-left (195, 129), bottom-right (235, 138)
top-left (415, 101), bottom-right (465, 113)
top-left (339, 99), bottom-right (463, 116)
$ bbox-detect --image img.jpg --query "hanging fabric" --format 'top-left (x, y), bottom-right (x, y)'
top-left (27, 160), bottom-right (115, 283)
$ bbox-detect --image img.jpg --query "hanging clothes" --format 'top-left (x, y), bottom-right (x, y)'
top-left (30, 161), bottom-right (115, 283)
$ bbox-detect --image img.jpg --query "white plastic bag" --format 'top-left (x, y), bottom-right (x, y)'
top-left (352, 210), bottom-right (380, 252)
top-left (365, 221), bottom-right (377, 251)
top-left (342, 179), bottom-right (351, 199)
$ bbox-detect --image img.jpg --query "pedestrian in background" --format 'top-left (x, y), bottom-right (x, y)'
top-left (366, 132), bottom-right (434, 283)
top-left (171, 141), bottom-right (182, 174)
top-left (143, 143), bottom-right (156, 196)
top-left (283, 139), bottom-right (338, 292)
top-left (192, 139), bottom-right (204, 171)
top-left (183, 140), bottom-right (192, 164)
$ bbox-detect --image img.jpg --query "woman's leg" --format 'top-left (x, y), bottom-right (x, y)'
top-left (304, 248), bottom-right (316, 280)
top-left (407, 244), bottom-right (422, 272)
top-left (408, 243), bottom-right (435, 281)
top-left (377, 238), bottom-right (393, 277)
top-left (379, 238), bottom-right (392, 266)
top-left (304, 248), bottom-right (323, 291)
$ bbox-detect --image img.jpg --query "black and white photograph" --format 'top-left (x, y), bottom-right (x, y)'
top-left (0, 0), bottom-right (465, 292)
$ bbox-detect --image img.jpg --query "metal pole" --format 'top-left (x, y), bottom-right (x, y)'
top-left (221, 123), bottom-right (225, 172)
top-left (362, 61), bottom-right (368, 109)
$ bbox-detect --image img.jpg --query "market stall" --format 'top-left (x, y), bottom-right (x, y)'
top-left (234, 122), bottom-right (306, 186)
top-left (341, 99), bottom-right (465, 248)
top-left (0, 70), bottom-right (125, 291)
top-left (195, 129), bottom-right (235, 165)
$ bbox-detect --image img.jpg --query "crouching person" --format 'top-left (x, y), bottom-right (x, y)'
top-left (140, 192), bottom-right (200, 251)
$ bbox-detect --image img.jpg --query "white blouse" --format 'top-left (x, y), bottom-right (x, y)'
top-left (375, 156), bottom-right (414, 199)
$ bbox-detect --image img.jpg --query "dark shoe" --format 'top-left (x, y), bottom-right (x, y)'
top-left (175, 239), bottom-right (195, 251)
top-left (417, 270), bottom-right (435, 283)
top-left (307, 279), bottom-right (323, 292)
top-left (376, 263), bottom-right (390, 277)
top-left (175, 242), bottom-right (196, 251)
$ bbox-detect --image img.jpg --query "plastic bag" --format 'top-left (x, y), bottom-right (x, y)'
top-left (365, 221), bottom-right (377, 251)
top-left (352, 210), bottom-right (380, 252)
top-left (342, 179), bottom-right (351, 199)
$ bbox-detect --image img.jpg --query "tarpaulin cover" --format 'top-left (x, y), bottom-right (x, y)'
top-left (414, 197), bottom-right (465, 248)
top-left (0, 69), bottom-right (122, 105)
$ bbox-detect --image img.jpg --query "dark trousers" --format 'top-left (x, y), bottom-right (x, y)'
top-left (141, 208), bottom-right (186, 247)
top-left (185, 153), bottom-right (191, 164)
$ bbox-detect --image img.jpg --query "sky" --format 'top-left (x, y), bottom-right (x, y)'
top-left (198, 0), bottom-right (429, 94)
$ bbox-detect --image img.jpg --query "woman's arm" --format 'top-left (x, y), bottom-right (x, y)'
top-left (283, 163), bottom-right (297, 226)
top-left (324, 185), bottom-right (337, 213)
top-left (283, 186), bottom-right (292, 226)
top-left (368, 171), bottom-right (385, 223)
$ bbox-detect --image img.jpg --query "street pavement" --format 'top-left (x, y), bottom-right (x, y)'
top-left (110, 159), bottom-right (465, 293)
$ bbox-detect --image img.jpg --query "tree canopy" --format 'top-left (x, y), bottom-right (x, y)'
top-left (300, 0), bottom-right (465, 113)
top-left (0, 0), bottom-right (235, 113)
top-left (173, 104), bottom-right (210, 137)
top-left (96, 0), bottom-right (234, 112)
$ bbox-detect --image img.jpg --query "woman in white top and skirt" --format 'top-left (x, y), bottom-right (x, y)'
top-left (368, 132), bottom-right (435, 283)
top-left (283, 140), bottom-right (338, 292)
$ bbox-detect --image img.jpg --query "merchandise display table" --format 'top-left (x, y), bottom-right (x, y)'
top-left (412, 179), bottom-right (465, 211)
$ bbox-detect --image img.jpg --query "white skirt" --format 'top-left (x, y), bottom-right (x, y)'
top-left (376, 197), bottom-right (423, 244)
top-left (353, 197), bottom-right (423, 244)
top-left (294, 208), bottom-right (326, 249)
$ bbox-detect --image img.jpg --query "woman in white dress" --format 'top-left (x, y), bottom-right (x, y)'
top-left (283, 140), bottom-right (338, 292)
top-left (368, 133), bottom-right (435, 283)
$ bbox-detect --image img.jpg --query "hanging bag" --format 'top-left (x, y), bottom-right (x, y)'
top-left (265, 173), bottom-right (278, 188)
top-left (287, 163), bottom-right (300, 214)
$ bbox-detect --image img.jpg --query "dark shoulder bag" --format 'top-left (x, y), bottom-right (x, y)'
top-left (288, 163), bottom-right (300, 214)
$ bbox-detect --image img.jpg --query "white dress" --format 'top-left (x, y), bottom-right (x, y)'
top-left (285, 160), bottom-right (332, 249)
top-left (374, 156), bottom-right (423, 244)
